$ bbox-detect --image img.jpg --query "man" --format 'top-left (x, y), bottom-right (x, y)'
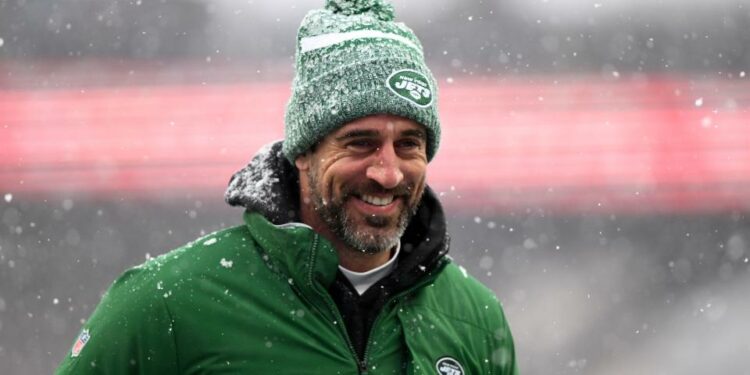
top-left (56, 0), bottom-right (517, 374)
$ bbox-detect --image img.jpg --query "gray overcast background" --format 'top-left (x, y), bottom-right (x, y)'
top-left (1, 0), bottom-right (749, 74)
top-left (1, 1), bottom-right (750, 374)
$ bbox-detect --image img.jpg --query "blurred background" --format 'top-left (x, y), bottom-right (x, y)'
top-left (1, 0), bottom-right (749, 374)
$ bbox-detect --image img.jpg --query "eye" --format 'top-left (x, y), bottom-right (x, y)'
top-left (396, 138), bottom-right (423, 150)
top-left (346, 138), bottom-right (377, 151)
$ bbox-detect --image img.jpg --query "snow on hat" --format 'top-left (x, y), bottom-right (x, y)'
top-left (282, 0), bottom-right (441, 163)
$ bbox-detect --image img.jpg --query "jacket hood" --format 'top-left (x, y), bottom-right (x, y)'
top-left (225, 141), bottom-right (301, 225)
top-left (225, 140), bottom-right (449, 283)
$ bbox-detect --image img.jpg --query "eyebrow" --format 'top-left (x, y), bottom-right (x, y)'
top-left (334, 127), bottom-right (427, 142)
top-left (335, 129), bottom-right (380, 141)
top-left (401, 128), bottom-right (427, 140)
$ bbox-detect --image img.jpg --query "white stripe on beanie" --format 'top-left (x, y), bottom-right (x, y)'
top-left (300, 29), bottom-right (422, 54)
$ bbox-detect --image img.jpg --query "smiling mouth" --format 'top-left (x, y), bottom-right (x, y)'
top-left (359, 194), bottom-right (395, 206)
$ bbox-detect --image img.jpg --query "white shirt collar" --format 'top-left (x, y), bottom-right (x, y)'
top-left (338, 242), bottom-right (401, 295)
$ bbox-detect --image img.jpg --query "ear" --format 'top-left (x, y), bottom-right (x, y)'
top-left (295, 152), bottom-right (311, 172)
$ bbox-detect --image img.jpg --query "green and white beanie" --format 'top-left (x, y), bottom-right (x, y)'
top-left (283, 0), bottom-right (441, 163)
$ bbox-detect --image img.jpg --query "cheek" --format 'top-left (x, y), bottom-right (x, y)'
top-left (309, 161), bottom-right (332, 199)
top-left (316, 171), bottom-right (336, 200)
top-left (319, 164), bottom-right (355, 200)
top-left (405, 164), bottom-right (428, 197)
top-left (329, 160), bottom-right (369, 189)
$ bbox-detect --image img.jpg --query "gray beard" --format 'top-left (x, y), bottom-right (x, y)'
top-left (307, 169), bottom-right (420, 255)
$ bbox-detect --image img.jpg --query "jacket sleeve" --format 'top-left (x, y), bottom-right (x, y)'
top-left (55, 266), bottom-right (179, 375)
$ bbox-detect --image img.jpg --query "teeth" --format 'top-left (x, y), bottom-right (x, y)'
top-left (361, 194), bottom-right (394, 206)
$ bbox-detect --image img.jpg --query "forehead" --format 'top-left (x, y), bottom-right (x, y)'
top-left (329, 115), bottom-right (426, 138)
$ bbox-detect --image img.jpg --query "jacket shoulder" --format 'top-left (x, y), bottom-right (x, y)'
top-left (55, 225), bottom-right (255, 374)
top-left (135, 224), bottom-right (254, 278)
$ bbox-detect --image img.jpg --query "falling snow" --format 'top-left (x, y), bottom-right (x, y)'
top-left (2, 1), bottom-right (750, 374)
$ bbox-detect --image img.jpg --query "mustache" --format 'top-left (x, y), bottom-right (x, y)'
top-left (340, 180), bottom-right (414, 200)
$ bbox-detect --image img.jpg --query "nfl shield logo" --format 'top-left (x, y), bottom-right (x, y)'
top-left (71, 329), bottom-right (90, 357)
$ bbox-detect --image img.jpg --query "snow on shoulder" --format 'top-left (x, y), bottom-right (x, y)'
top-left (224, 140), bottom-right (300, 224)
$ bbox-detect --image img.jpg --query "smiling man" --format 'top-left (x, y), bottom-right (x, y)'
top-left (296, 116), bottom-right (428, 272)
top-left (56, 1), bottom-right (517, 374)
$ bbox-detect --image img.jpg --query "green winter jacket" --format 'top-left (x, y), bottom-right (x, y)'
top-left (56, 142), bottom-right (517, 374)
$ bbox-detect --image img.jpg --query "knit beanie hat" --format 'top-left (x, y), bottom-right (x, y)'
top-left (283, 0), bottom-right (441, 164)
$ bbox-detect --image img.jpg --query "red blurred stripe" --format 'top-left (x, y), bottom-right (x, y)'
top-left (1, 76), bottom-right (749, 213)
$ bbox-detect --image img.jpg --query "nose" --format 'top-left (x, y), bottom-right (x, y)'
top-left (366, 143), bottom-right (404, 189)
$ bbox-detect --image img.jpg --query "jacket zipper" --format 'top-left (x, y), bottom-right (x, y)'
top-left (295, 282), bottom-right (369, 373)
top-left (306, 235), bottom-right (369, 374)
top-left (317, 284), bottom-right (369, 373)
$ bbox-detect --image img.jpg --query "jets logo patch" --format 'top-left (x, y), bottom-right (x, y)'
top-left (436, 356), bottom-right (464, 375)
top-left (386, 69), bottom-right (433, 107)
top-left (71, 329), bottom-right (90, 357)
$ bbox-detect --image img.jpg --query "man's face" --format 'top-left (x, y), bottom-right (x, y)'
top-left (297, 115), bottom-right (428, 254)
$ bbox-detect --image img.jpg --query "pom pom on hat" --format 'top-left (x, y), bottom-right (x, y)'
top-left (325, 0), bottom-right (395, 20)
